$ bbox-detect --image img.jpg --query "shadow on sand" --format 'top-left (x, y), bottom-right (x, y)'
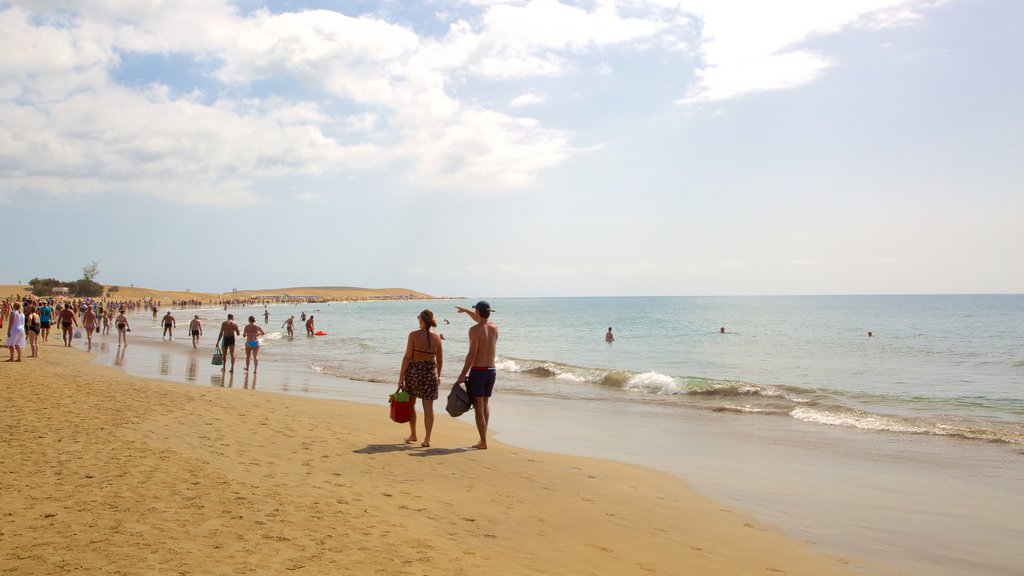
top-left (353, 444), bottom-right (472, 457)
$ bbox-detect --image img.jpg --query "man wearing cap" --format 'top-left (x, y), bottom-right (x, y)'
top-left (455, 301), bottom-right (499, 450)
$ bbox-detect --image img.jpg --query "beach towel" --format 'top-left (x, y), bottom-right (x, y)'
top-left (445, 383), bottom-right (471, 417)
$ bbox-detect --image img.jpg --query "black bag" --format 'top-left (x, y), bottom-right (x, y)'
top-left (445, 383), bottom-right (471, 417)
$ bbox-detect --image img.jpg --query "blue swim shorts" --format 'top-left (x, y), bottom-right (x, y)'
top-left (246, 340), bottom-right (259, 349)
top-left (466, 367), bottom-right (496, 398)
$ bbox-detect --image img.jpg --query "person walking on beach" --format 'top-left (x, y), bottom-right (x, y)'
top-left (39, 301), bottom-right (53, 342)
top-left (115, 308), bottom-right (131, 347)
top-left (242, 316), bottom-right (266, 373)
top-left (189, 315), bottom-right (203, 350)
top-left (58, 303), bottom-right (77, 347)
top-left (6, 302), bottom-right (25, 362)
top-left (25, 305), bottom-right (40, 358)
top-left (455, 301), bottom-right (498, 450)
top-left (162, 311), bottom-right (176, 340)
top-left (398, 309), bottom-right (443, 447)
top-left (82, 307), bottom-right (98, 348)
top-left (282, 315), bottom-right (295, 339)
top-left (605, 327), bottom-right (615, 342)
top-left (305, 315), bottom-right (314, 336)
top-left (263, 309), bottom-right (269, 324)
top-left (216, 314), bottom-right (241, 373)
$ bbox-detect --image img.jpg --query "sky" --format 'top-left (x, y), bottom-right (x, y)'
top-left (1, 0), bottom-right (1021, 297)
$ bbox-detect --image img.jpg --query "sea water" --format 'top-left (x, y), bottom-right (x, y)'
top-left (88, 295), bottom-right (1024, 576)
top-left (273, 295), bottom-right (1024, 445)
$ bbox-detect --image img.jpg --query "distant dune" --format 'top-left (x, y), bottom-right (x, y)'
top-left (0, 284), bottom-right (433, 302)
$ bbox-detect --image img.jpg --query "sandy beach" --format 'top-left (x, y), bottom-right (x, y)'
top-left (0, 344), bottom-right (874, 575)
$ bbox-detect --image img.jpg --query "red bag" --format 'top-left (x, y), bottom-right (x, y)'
top-left (389, 390), bottom-right (411, 423)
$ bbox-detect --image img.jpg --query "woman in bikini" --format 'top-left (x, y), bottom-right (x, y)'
top-left (397, 309), bottom-right (443, 447)
top-left (242, 316), bottom-right (266, 373)
top-left (115, 308), bottom-right (130, 347)
top-left (83, 307), bottom-right (98, 348)
top-left (25, 305), bottom-right (41, 358)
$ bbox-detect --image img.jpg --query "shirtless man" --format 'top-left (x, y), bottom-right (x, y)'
top-left (161, 311), bottom-right (176, 340)
top-left (58, 304), bottom-right (78, 347)
top-left (305, 315), bottom-right (314, 336)
top-left (605, 327), bottom-right (615, 342)
top-left (455, 301), bottom-right (498, 450)
top-left (263, 309), bottom-right (269, 324)
top-left (216, 314), bottom-right (241, 373)
top-left (242, 316), bottom-right (266, 373)
top-left (189, 315), bottom-right (203, 350)
top-left (282, 315), bottom-right (295, 339)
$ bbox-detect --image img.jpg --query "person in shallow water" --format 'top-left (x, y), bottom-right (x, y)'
top-left (242, 315), bottom-right (265, 374)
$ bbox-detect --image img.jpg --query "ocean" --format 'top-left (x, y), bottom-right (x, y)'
top-left (86, 294), bottom-right (1024, 576)
top-left (267, 295), bottom-right (1024, 445)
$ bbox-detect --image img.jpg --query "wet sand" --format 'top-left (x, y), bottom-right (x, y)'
top-left (0, 343), bottom-right (875, 575)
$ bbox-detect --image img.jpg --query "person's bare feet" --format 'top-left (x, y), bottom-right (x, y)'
top-left (421, 441), bottom-right (430, 448)
top-left (471, 442), bottom-right (487, 450)
top-left (404, 436), bottom-right (417, 444)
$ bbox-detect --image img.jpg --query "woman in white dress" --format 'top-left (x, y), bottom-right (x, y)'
top-left (6, 301), bottom-right (25, 362)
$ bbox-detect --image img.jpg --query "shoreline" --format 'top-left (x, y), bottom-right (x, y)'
top-left (47, 306), bottom-right (1024, 576)
top-left (0, 341), bottom-right (883, 575)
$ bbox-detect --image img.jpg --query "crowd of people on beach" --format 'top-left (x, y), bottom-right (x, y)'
top-left (5, 293), bottom-right (502, 450)
top-left (3, 295), bottom-right (152, 360)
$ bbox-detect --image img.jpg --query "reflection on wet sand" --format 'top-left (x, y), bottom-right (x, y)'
top-left (243, 372), bottom-right (257, 390)
top-left (114, 346), bottom-right (126, 367)
top-left (159, 354), bottom-right (170, 376)
top-left (185, 357), bottom-right (198, 381)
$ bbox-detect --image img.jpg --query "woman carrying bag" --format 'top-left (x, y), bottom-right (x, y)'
top-left (397, 310), bottom-right (443, 447)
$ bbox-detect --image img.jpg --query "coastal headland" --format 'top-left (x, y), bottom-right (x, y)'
top-left (0, 284), bottom-right (433, 303)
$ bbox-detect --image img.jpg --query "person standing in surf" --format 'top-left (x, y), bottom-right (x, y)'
top-left (189, 315), bottom-right (203, 350)
top-left (455, 301), bottom-right (498, 450)
top-left (216, 314), bottom-right (241, 373)
top-left (242, 315), bottom-right (265, 373)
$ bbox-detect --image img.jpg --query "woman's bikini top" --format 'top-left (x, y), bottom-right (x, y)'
top-left (412, 328), bottom-right (437, 357)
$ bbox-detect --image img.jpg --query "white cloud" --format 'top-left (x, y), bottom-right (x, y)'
top-left (675, 0), bottom-right (943, 104)
top-left (0, 0), bottom-right (946, 205)
top-left (510, 92), bottom-right (545, 107)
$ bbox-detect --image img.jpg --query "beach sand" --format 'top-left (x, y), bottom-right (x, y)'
top-left (1, 345), bottom-right (871, 575)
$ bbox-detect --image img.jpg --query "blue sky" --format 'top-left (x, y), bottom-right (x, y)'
top-left (1, 0), bottom-right (1020, 297)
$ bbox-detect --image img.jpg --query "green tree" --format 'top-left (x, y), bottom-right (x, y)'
top-left (28, 277), bottom-right (63, 296)
top-left (82, 261), bottom-right (100, 282)
top-left (68, 279), bottom-right (103, 297)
